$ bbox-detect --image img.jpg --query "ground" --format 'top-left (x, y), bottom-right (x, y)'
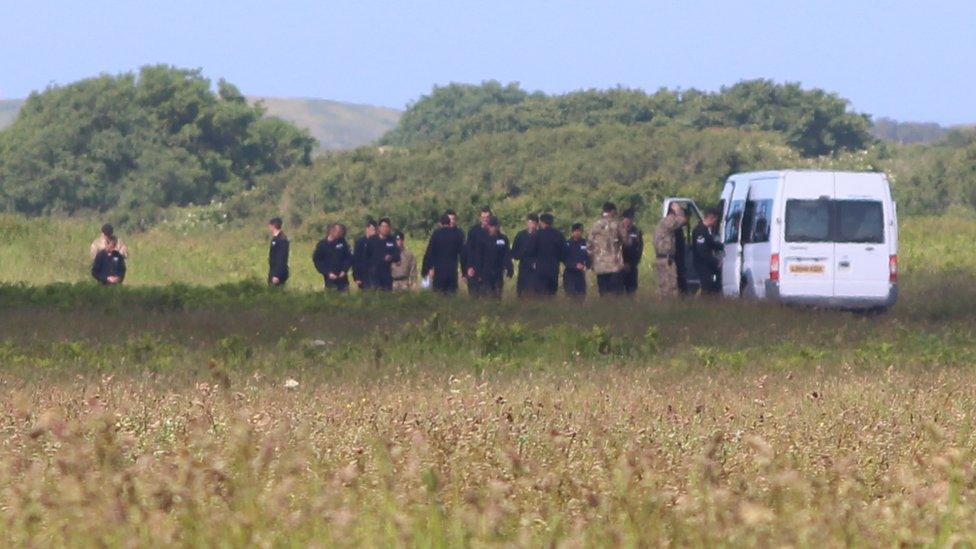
top-left (0, 214), bottom-right (975, 545)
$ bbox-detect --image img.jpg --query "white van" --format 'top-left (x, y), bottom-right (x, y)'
top-left (664, 170), bottom-right (898, 310)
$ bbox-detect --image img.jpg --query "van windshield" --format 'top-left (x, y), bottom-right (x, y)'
top-left (785, 199), bottom-right (885, 243)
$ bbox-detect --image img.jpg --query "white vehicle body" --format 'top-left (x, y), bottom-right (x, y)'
top-left (665, 170), bottom-right (898, 309)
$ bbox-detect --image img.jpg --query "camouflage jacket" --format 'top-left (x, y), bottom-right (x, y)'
top-left (586, 215), bottom-right (631, 274)
top-left (652, 213), bottom-right (687, 257)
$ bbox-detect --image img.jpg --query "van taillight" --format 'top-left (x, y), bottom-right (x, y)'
top-left (770, 253), bottom-right (780, 281)
top-left (889, 255), bottom-right (898, 282)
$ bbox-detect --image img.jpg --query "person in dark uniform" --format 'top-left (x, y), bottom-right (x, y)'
top-left (91, 236), bottom-right (126, 285)
top-left (562, 223), bottom-right (590, 298)
top-left (313, 223), bottom-right (352, 291)
top-left (621, 208), bottom-right (644, 295)
top-left (692, 208), bottom-right (724, 294)
top-left (267, 217), bottom-right (289, 287)
top-left (464, 206), bottom-right (492, 297)
top-left (422, 214), bottom-right (465, 294)
top-left (511, 213), bottom-right (539, 298)
top-left (364, 218), bottom-right (401, 291)
top-left (472, 216), bottom-right (513, 298)
top-left (352, 219), bottom-right (377, 290)
top-left (526, 213), bottom-right (565, 296)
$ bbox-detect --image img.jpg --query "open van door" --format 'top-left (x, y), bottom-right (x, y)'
top-left (662, 198), bottom-right (704, 293)
top-left (720, 181), bottom-right (749, 297)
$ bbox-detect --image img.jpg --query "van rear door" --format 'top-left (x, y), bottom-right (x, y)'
top-left (720, 180), bottom-right (749, 296)
top-left (780, 172), bottom-right (834, 299)
top-left (832, 173), bottom-right (890, 300)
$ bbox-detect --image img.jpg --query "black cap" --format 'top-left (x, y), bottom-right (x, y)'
top-left (101, 223), bottom-right (114, 236)
top-left (540, 213), bottom-right (554, 225)
top-left (487, 216), bottom-right (500, 227)
top-left (603, 202), bottom-right (617, 213)
top-left (571, 222), bottom-right (583, 231)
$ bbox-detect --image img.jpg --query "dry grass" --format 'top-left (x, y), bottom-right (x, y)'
top-left (3, 368), bottom-right (976, 546)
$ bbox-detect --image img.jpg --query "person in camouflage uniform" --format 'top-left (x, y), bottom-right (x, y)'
top-left (586, 202), bottom-right (632, 296)
top-left (391, 231), bottom-right (417, 291)
top-left (653, 202), bottom-right (688, 298)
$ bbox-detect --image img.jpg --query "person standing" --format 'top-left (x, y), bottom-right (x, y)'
top-left (267, 217), bottom-right (289, 287)
top-left (562, 223), bottom-right (590, 298)
top-left (90, 223), bottom-right (128, 260)
top-left (620, 208), bottom-right (644, 295)
top-left (364, 218), bottom-right (401, 291)
top-left (422, 214), bottom-right (465, 294)
top-left (312, 223), bottom-right (353, 291)
top-left (353, 219), bottom-right (377, 290)
top-left (692, 208), bottom-right (724, 294)
top-left (464, 207), bottom-right (492, 297)
top-left (587, 202), bottom-right (631, 296)
top-left (91, 236), bottom-right (126, 285)
top-left (652, 202), bottom-right (688, 298)
top-left (391, 231), bottom-right (417, 291)
top-left (471, 216), bottom-right (513, 298)
top-left (511, 213), bottom-right (539, 298)
top-left (527, 213), bottom-right (565, 296)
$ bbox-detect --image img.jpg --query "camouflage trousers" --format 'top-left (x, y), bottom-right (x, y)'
top-left (655, 258), bottom-right (679, 298)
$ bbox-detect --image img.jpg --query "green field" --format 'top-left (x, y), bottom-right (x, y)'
top-left (1, 214), bottom-right (976, 545)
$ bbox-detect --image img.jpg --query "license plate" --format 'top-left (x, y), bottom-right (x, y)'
top-left (789, 263), bottom-right (825, 274)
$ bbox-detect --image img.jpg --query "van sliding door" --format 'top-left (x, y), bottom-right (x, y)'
top-left (720, 180), bottom-right (749, 297)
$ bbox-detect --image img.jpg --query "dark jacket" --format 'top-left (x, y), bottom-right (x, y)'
top-left (268, 232), bottom-right (290, 284)
top-left (563, 237), bottom-right (591, 272)
top-left (511, 229), bottom-right (537, 278)
top-left (364, 234), bottom-right (401, 288)
top-left (692, 223), bottom-right (723, 269)
top-left (352, 236), bottom-right (370, 283)
top-left (91, 250), bottom-right (126, 284)
top-left (472, 232), bottom-right (513, 280)
top-left (313, 237), bottom-right (352, 279)
top-left (422, 226), bottom-right (465, 278)
top-left (464, 223), bottom-right (489, 275)
top-left (622, 226), bottom-right (644, 267)
top-left (526, 226), bottom-right (566, 279)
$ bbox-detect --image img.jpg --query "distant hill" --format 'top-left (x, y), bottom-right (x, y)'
top-left (0, 99), bottom-right (23, 129)
top-left (252, 97), bottom-right (400, 151)
top-left (0, 97), bottom-right (400, 151)
top-left (871, 117), bottom-right (948, 144)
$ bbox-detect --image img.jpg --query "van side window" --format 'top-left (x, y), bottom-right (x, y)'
top-left (743, 199), bottom-right (773, 243)
top-left (724, 201), bottom-right (744, 244)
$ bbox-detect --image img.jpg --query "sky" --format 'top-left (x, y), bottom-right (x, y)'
top-left (1, 0), bottom-right (974, 124)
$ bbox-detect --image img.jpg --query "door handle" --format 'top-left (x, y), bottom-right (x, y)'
top-left (838, 261), bottom-right (850, 268)
top-left (865, 246), bottom-right (874, 251)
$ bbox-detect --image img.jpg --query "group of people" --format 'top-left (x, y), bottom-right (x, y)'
top-left (89, 201), bottom-right (724, 297)
top-left (282, 201), bottom-right (725, 298)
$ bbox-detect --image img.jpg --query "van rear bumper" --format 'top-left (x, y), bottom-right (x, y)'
top-left (764, 281), bottom-right (898, 309)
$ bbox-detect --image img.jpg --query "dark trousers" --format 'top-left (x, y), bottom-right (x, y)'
top-left (325, 276), bottom-right (349, 291)
top-left (622, 265), bottom-right (639, 294)
top-left (695, 261), bottom-right (721, 294)
top-left (433, 273), bottom-right (459, 294)
top-left (479, 276), bottom-right (503, 299)
top-left (563, 270), bottom-right (586, 297)
top-left (596, 272), bottom-right (624, 296)
top-left (516, 269), bottom-right (535, 297)
top-left (368, 273), bottom-right (393, 291)
top-left (535, 273), bottom-right (558, 296)
top-left (268, 273), bottom-right (288, 287)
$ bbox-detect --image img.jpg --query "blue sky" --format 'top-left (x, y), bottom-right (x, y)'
top-left (2, 0), bottom-right (973, 124)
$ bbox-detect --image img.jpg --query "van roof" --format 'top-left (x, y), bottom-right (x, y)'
top-left (729, 169), bottom-right (887, 179)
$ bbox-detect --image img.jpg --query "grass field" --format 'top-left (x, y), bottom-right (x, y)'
top-left (1, 213), bottom-right (976, 545)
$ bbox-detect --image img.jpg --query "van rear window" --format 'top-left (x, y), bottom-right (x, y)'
top-left (785, 199), bottom-right (885, 243)
top-left (785, 200), bottom-right (830, 242)
top-left (835, 201), bottom-right (884, 243)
